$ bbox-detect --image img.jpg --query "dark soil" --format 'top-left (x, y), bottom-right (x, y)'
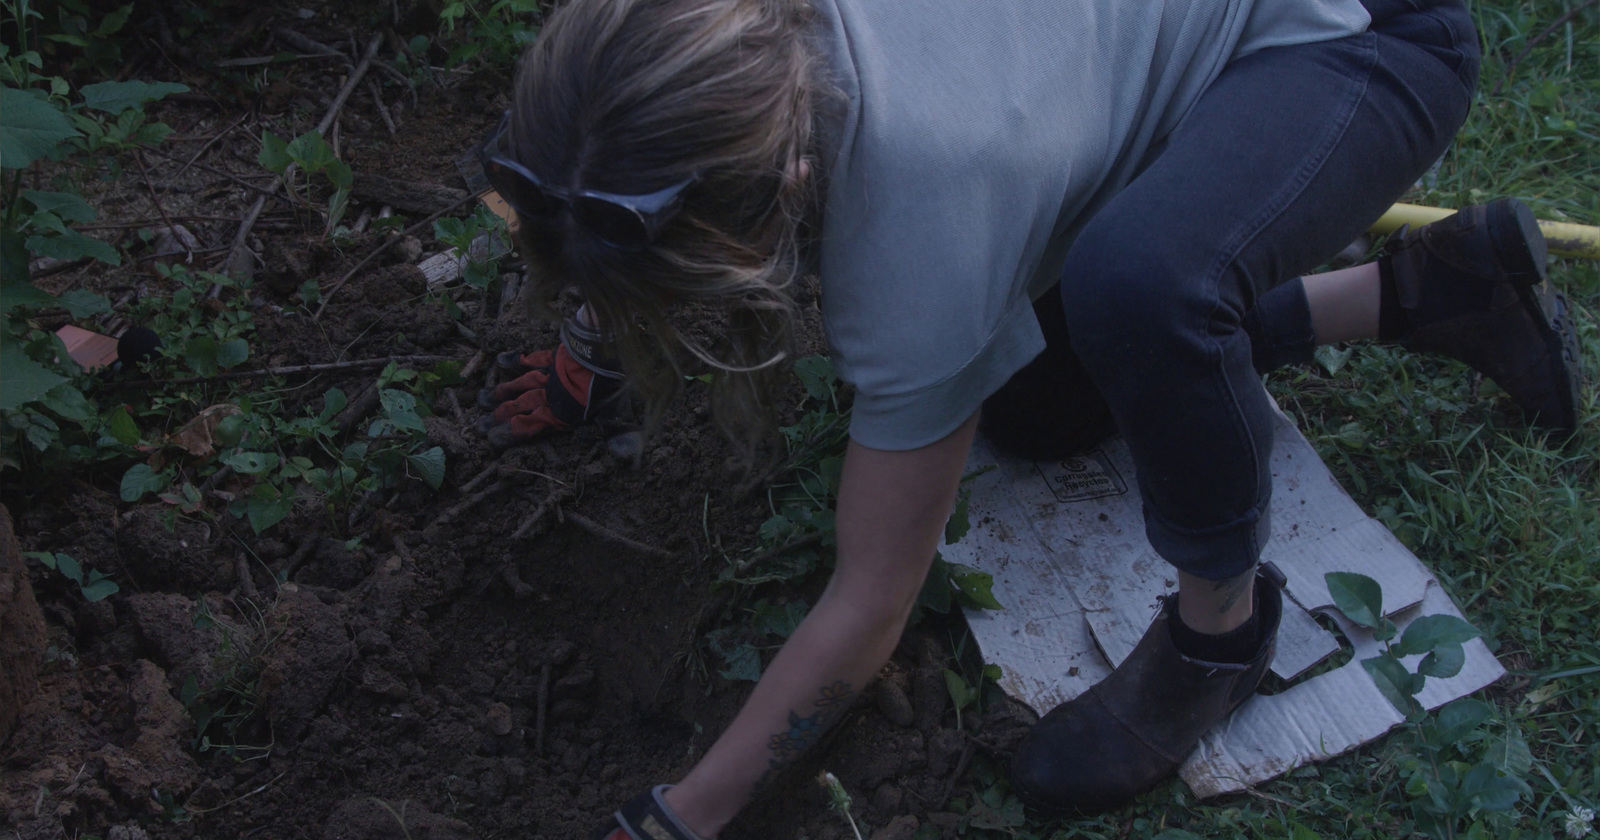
top-left (0, 5), bottom-right (1035, 838)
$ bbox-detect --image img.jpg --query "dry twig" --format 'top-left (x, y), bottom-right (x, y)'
top-left (565, 512), bottom-right (675, 560)
top-left (145, 354), bottom-right (452, 386)
top-left (312, 193), bottom-right (477, 320)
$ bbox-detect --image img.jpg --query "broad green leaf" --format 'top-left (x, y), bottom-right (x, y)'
top-left (378, 389), bottom-right (425, 432)
top-left (1362, 654), bottom-right (1419, 715)
top-left (22, 190), bottom-right (96, 223)
top-left (944, 669), bottom-right (978, 710)
top-left (258, 131), bottom-right (291, 174)
top-left (120, 463), bottom-right (170, 501)
top-left (1287, 823), bottom-right (1322, 840)
top-left (36, 383), bottom-right (93, 423)
top-left (0, 86), bottom-right (80, 169)
top-left (1326, 572), bottom-right (1384, 629)
top-left (20, 412), bottom-right (59, 449)
top-left (95, 4), bottom-right (135, 37)
top-left (1151, 832), bottom-right (1207, 840)
top-left (1, 229), bottom-right (42, 309)
top-left (183, 336), bottom-right (221, 377)
top-left (54, 553), bottom-right (83, 584)
top-left (1433, 698), bottom-right (1493, 744)
top-left (216, 338), bottom-right (250, 370)
top-left (1459, 762), bottom-right (1528, 811)
top-left (944, 492), bottom-right (971, 545)
top-left (792, 355), bottom-right (836, 402)
top-left (247, 487), bottom-right (294, 533)
top-left (1396, 614), bottom-right (1481, 657)
top-left (24, 551), bottom-right (59, 570)
top-left (0, 333), bottom-right (68, 410)
top-left (752, 599), bottom-right (809, 639)
top-left (106, 406), bottom-right (140, 445)
top-left (25, 228), bottom-right (120, 265)
top-left (1484, 725), bottom-right (1533, 777)
top-left (79, 80), bottom-right (189, 115)
top-left (129, 121), bottom-right (173, 148)
top-left (326, 158), bottom-right (353, 190)
top-left (1418, 642), bottom-right (1466, 679)
top-left (59, 289), bottom-right (111, 318)
top-left (285, 129), bottom-right (336, 172)
top-left (80, 574), bottom-right (119, 602)
top-left (950, 563), bottom-right (1004, 611)
top-left (407, 446), bottom-right (446, 489)
top-left (321, 387), bottom-right (348, 420)
top-left (222, 451), bottom-right (280, 475)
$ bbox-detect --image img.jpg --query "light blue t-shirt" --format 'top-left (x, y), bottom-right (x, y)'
top-left (812, 0), bottom-right (1370, 450)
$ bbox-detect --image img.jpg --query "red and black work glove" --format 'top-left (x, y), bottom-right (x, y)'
top-left (476, 316), bottom-right (623, 448)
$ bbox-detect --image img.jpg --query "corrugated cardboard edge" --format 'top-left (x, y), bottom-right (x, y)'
top-left (951, 404), bottom-right (1503, 797)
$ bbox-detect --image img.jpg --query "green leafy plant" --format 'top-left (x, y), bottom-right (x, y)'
top-left (179, 597), bottom-right (276, 759)
top-left (1326, 571), bottom-right (1531, 839)
top-left (1, 2), bottom-right (187, 472)
top-left (258, 129), bottom-right (353, 238)
top-left (944, 662), bottom-right (1003, 731)
top-left (433, 203), bottom-right (511, 289)
top-left (24, 551), bottom-right (118, 601)
top-left (437, 0), bottom-right (544, 68)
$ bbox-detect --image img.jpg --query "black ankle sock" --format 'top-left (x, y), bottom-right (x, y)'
top-left (1170, 610), bottom-right (1261, 664)
top-left (1377, 256), bottom-right (1409, 341)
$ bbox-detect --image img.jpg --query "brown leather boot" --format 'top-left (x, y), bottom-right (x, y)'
top-left (1381, 198), bottom-right (1582, 434)
top-left (1010, 564), bottom-right (1284, 815)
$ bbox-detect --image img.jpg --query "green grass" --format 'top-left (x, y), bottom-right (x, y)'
top-left (945, 1), bottom-right (1600, 838)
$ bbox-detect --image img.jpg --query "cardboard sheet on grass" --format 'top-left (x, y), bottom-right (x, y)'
top-left (948, 404), bottom-right (1503, 798)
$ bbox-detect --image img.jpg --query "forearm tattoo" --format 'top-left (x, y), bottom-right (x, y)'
top-left (1211, 563), bottom-right (1258, 615)
top-left (756, 680), bottom-right (855, 788)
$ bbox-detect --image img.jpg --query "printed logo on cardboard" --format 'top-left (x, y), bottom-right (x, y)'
top-left (1037, 449), bottom-right (1127, 502)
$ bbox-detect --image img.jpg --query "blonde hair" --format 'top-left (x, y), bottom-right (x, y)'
top-left (510, 0), bottom-right (824, 460)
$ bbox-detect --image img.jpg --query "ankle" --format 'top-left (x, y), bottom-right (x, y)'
top-left (1377, 254), bottom-right (1409, 341)
top-left (1169, 604), bottom-right (1260, 664)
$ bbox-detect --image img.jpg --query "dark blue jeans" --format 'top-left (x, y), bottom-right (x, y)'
top-left (1042, 0), bottom-right (1479, 581)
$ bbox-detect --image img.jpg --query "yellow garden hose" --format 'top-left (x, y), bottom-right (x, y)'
top-left (1371, 203), bottom-right (1600, 261)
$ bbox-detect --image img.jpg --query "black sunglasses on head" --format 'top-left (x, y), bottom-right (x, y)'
top-left (478, 111), bottom-right (696, 250)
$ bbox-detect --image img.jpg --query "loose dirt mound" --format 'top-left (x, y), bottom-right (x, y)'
top-left (0, 5), bottom-right (1029, 839)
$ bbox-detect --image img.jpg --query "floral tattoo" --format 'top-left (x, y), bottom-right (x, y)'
top-left (757, 680), bottom-right (855, 787)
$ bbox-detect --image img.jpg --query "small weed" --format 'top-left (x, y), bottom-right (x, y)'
top-left (818, 771), bottom-right (865, 840)
top-left (179, 597), bottom-right (278, 760)
top-left (434, 203), bottom-right (512, 290)
top-left (258, 129), bottom-right (354, 239)
top-left (1326, 571), bottom-right (1530, 839)
top-left (436, 0), bottom-right (543, 68)
top-left (23, 551), bottom-right (117, 601)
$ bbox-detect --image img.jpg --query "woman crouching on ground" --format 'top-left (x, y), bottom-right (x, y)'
top-left (475, 0), bottom-right (1580, 835)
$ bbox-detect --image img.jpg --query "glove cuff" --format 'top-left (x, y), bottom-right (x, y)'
top-left (561, 309), bottom-right (625, 380)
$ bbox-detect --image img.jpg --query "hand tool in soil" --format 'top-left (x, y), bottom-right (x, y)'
top-left (476, 311), bottom-right (623, 447)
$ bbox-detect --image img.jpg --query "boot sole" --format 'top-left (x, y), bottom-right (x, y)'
top-left (1487, 198), bottom-right (1581, 433)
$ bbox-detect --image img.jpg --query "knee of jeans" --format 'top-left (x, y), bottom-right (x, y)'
top-left (1059, 232), bottom-right (1220, 368)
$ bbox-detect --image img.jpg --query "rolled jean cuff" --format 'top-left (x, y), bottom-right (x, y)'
top-left (1245, 277), bottom-right (1317, 373)
top-left (1144, 502), bottom-right (1271, 581)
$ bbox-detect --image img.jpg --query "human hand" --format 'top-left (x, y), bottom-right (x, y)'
top-left (476, 343), bottom-right (620, 447)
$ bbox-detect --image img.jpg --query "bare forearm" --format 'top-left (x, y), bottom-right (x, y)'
top-left (663, 415), bottom-right (978, 837)
top-left (666, 587), bottom-right (915, 832)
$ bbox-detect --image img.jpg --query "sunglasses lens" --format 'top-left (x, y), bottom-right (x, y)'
top-left (574, 197), bottom-right (651, 249)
